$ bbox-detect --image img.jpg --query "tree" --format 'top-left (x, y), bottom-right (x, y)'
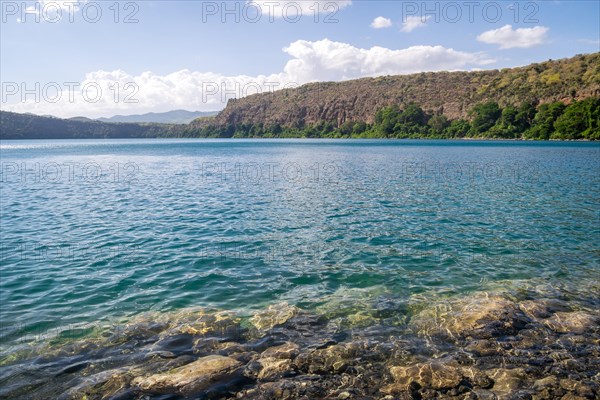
top-left (515, 102), bottom-right (537, 132)
top-left (337, 121), bottom-right (355, 137)
top-left (469, 102), bottom-right (502, 135)
top-left (495, 105), bottom-right (520, 138)
top-left (428, 115), bottom-right (449, 136)
top-left (398, 103), bottom-right (427, 126)
top-left (525, 102), bottom-right (565, 139)
top-left (445, 119), bottom-right (471, 138)
top-left (553, 101), bottom-right (588, 139)
top-left (352, 121), bottom-right (368, 136)
top-left (374, 106), bottom-right (400, 137)
top-left (554, 98), bottom-right (600, 140)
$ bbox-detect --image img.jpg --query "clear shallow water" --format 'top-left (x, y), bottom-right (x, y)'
top-left (1, 139), bottom-right (599, 349)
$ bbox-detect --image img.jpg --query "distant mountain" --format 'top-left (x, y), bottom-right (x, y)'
top-left (69, 116), bottom-right (94, 122)
top-left (97, 110), bottom-right (218, 124)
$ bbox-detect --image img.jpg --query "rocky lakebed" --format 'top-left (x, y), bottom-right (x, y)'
top-left (1, 282), bottom-right (599, 400)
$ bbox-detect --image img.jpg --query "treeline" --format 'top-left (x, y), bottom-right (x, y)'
top-left (1, 98), bottom-right (598, 140)
top-left (0, 111), bottom-right (190, 140)
top-left (198, 98), bottom-right (600, 140)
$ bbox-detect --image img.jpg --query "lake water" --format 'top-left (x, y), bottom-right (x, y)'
top-left (1, 139), bottom-right (599, 398)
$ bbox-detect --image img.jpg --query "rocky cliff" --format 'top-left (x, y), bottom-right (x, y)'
top-left (193, 53), bottom-right (599, 129)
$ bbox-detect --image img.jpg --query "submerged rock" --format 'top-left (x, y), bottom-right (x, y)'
top-left (5, 287), bottom-right (600, 400)
top-left (409, 293), bottom-right (531, 339)
top-left (533, 375), bottom-right (559, 390)
top-left (383, 359), bottom-right (490, 393)
top-left (544, 311), bottom-right (599, 334)
top-left (261, 342), bottom-right (300, 360)
top-left (58, 367), bottom-right (134, 400)
top-left (132, 354), bottom-right (241, 395)
top-left (388, 360), bottom-right (463, 391)
top-left (519, 298), bottom-right (572, 320)
top-left (253, 342), bottom-right (301, 380)
top-left (170, 311), bottom-right (243, 340)
top-left (250, 303), bottom-right (300, 331)
top-left (295, 343), bottom-right (359, 374)
top-left (257, 357), bottom-right (294, 380)
top-left (488, 367), bottom-right (528, 397)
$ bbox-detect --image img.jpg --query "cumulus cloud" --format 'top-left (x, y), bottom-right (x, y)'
top-left (370, 16), bottom-right (392, 29)
top-left (401, 15), bottom-right (430, 32)
top-left (246, 0), bottom-right (351, 19)
top-left (3, 39), bottom-right (494, 118)
top-left (477, 25), bottom-right (549, 49)
top-left (281, 39), bottom-right (493, 82)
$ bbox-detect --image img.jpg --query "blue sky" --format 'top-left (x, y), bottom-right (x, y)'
top-left (1, 0), bottom-right (599, 118)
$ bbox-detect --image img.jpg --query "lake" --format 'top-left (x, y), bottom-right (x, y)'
top-left (1, 139), bottom-right (599, 398)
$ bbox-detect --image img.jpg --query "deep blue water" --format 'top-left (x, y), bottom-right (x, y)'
top-left (1, 139), bottom-right (599, 348)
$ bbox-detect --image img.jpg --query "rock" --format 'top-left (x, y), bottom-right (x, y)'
top-left (560, 395), bottom-right (587, 400)
top-left (388, 359), bottom-right (463, 391)
top-left (132, 355), bottom-right (241, 395)
top-left (250, 303), bottom-right (300, 331)
top-left (470, 388), bottom-right (498, 400)
top-left (257, 357), bottom-right (293, 380)
top-left (488, 368), bottom-right (528, 397)
top-left (557, 378), bottom-right (596, 398)
top-left (295, 344), bottom-right (356, 374)
top-left (261, 342), bottom-right (300, 360)
top-left (544, 312), bottom-right (599, 334)
top-left (57, 367), bottom-right (133, 400)
top-left (410, 293), bottom-right (531, 339)
top-left (346, 312), bottom-right (377, 328)
top-left (560, 379), bottom-right (579, 391)
top-left (174, 311), bottom-right (243, 339)
top-left (461, 366), bottom-right (494, 389)
top-left (248, 380), bottom-right (300, 400)
top-left (466, 339), bottom-right (500, 356)
top-left (209, 341), bottom-right (247, 357)
top-left (152, 333), bottom-right (194, 356)
top-left (110, 321), bottom-right (168, 343)
top-left (534, 375), bottom-right (559, 390)
top-left (519, 299), bottom-right (572, 321)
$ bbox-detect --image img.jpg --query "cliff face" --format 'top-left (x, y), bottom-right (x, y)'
top-left (194, 53), bottom-right (600, 129)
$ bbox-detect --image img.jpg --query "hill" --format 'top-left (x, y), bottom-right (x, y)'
top-left (97, 110), bottom-right (218, 124)
top-left (0, 112), bottom-right (189, 140)
top-left (191, 53), bottom-right (599, 135)
top-left (1, 53), bottom-right (599, 140)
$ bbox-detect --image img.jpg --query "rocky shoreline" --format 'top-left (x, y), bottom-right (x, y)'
top-left (1, 284), bottom-right (599, 400)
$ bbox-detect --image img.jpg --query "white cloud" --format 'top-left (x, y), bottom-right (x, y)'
top-left (370, 16), bottom-right (392, 29)
top-left (281, 39), bottom-right (494, 82)
top-left (401, 15), bottom-right (430, 32)
top-left (3, 39), bottom-right (493, 118)
top-left (246, 1), bottom-right (351, 19)
top-left (477, 25), bottom-right (549, 49)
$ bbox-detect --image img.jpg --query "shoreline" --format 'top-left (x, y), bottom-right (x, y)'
top-left (2, 280), bottom-right (599, 399)
top-left (1, 137), bottom-right (598, 142)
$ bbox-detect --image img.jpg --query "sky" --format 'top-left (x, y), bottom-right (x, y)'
top-left (0, 0), bottom-right (599, 118)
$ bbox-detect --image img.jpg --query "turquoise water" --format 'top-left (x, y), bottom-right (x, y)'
top-left (1, 139), bottom-right (599, 348)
